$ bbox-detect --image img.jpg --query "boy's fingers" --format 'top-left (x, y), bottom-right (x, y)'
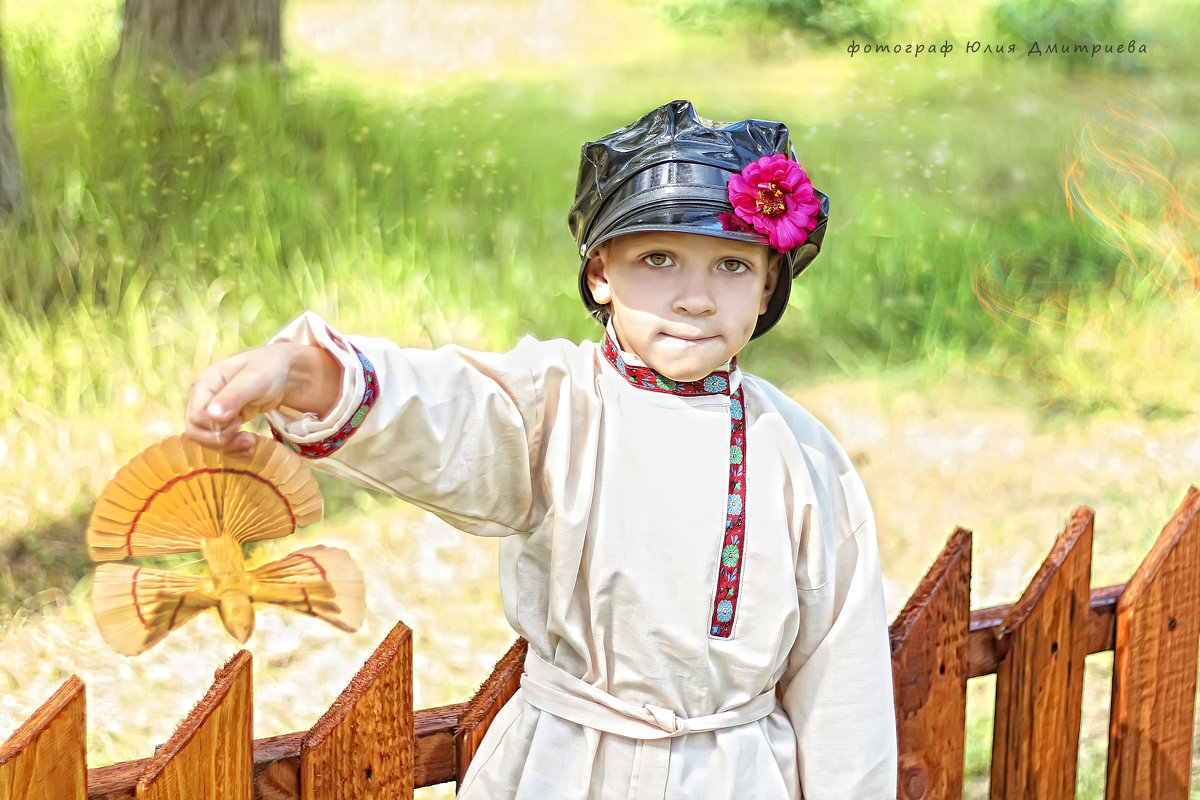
top-left (228, 430), bottom-right (259, 455)
top-left (206, 369), bottom-right (280, 424)
top-left (185, 390), bottom-right (260, 452)
top-left (211, 429), bottom-right (258, 458)
top-left (183, 345), bottom-right (295, 451)
top-left (184, 360), bottom-right (259, 449)
top-left (183, 410), bottom-right (236, 449)
top-left (186, 358), bottom-right (248, 422)
top-left (184, 387), bottom-right (222, 443)
top-left (183, 421), bottom-right (258, 456)
top-left (186, 376), bottom-right (220, 423)
top-left (199, 352), bottom-right (284, 420)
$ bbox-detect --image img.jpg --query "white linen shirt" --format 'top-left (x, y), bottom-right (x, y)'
top-left (267, 312), bottom-right (897, 800)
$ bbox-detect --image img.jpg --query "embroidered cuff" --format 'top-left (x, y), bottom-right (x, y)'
top-left (264, 311), bottom-right (378, 459)
top-left (270, 345), bottom-right (378, 459)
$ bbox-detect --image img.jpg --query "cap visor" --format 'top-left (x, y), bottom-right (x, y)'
top-left (585, 204), bottom-right (771, 257)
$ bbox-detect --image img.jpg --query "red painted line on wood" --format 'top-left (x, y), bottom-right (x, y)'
top-left (294, 551), bottom-right (328, 581)
top-left (126, 467), bottom-right (296, 555)
top-left (131, 568), bottom-right (148, 627)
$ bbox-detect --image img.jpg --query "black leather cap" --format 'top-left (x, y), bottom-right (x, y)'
top-left (568, 100), bottom-right (828, 338)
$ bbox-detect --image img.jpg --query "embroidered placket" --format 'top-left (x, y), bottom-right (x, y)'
top-left (601, 334), bottom-right (747, 638)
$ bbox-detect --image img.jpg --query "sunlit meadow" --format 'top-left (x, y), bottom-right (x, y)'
top-left (1, 0), bottom-right (1199, 796)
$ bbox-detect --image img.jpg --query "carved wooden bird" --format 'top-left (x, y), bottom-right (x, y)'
top-left (86, 434), bottom-right (364, 656)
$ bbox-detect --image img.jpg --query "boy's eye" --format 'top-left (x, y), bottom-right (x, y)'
top-left (643, 253), bottom-right (674, 267)
top-left (719, 259), bottom-right (749, 273)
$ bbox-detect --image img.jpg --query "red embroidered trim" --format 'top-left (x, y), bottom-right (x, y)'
top-left (600, 333), bottom-right (747, 638)
top-left (710, 385), bottom-right (745, 638)
top-left (601, 333), bottom-right (732, 395)
top-left (270, 344), bottom-right (378, 459)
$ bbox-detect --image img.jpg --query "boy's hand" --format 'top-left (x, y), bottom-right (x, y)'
top-left (185, 344), bottom-right (342, 456)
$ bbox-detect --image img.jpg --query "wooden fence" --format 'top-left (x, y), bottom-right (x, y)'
top-left (3, 487), bottom-right (1199, 800)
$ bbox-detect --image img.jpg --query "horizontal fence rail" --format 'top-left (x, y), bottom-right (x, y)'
top-left (2, 487), bottom-right (1198, 800)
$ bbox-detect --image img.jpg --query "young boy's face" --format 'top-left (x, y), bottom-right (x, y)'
top-left (586, 231), bottom-right (779, 382)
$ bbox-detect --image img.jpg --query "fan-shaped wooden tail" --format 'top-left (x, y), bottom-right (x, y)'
top-left (87, 434), bottom-right (324, 561)
top-left (250, 545), bottom-right (365, 633)
top-left (223, 435), bottom-right (323, 543)
top-left (90, 563), bottom-right (215, 656)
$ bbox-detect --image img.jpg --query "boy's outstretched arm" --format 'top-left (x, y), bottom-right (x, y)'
top-left (184, 343), bottom-right (343, 456)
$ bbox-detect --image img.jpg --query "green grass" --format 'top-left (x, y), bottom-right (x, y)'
top-left (4, 0), bottom-right (1199, 414)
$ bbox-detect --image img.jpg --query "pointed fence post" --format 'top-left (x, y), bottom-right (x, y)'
top-left (300, 621), bottom-right (414, 799)
top-left (135, 650), bottom-right (254, 800)
top-left (990, 508), bottom-right (1094, 800)
top-left (889, 528), bottom-right (972, 800)
top-left (1106, 487), bottom-right (1200, 800)
top-left (455, 637), bottom-right (527, 787)
top-left (0, 676), bottom-right (87, 800)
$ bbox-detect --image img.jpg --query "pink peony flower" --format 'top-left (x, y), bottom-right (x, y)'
top-left (727, 154), bottom-right (821, 252)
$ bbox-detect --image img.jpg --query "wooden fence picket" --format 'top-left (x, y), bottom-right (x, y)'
top-left (990, 508), bottom-right (1094, 800)
top-left (454, 637), bottom-right (527, 786)
top-left (889, 527), bottom-right (972, 800)
top-left (134, 650), bottom-right (253, 800)
top-left (300, 621), bottom-right (415, 800)
top-left (0, 675), bottom-right (87, 800)
top-left (1106, 487), bottom-right (1200, 800)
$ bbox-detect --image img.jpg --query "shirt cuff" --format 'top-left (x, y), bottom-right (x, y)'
top-left (264, 311), bottom-right (379, 459)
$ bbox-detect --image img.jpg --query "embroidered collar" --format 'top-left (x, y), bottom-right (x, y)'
top-left (601, 330), bottom-right (735, 396)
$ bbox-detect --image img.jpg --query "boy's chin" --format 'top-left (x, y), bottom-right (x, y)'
top-left (650, 358), bottom-right (724, 382)
top-left (642, 339), bottom-right (738, 382)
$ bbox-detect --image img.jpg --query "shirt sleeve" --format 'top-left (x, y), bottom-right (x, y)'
top-left (781, 514), bottom-right (897, 799)
top-left (264, 311), bottom-right (576, 538)
top-left (764, 385), bottom-right (897, 799)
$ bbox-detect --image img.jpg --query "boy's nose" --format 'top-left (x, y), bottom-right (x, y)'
top-left (673, 270), bottom-right (716, 316)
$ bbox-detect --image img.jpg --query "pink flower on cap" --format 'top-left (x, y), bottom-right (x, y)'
top-left (727, 154), bottom-right (821, 252)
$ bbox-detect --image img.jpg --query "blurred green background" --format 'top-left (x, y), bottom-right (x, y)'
top-left (3, 0), bottom-right (1195, 533)
top-left (1, 0), bottom-right (1198, 794)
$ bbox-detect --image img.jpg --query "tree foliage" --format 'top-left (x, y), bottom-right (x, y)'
top-left (992, 0), bottom-right (1124, 56)
top-left (650, 0), bottom-right (897, 43)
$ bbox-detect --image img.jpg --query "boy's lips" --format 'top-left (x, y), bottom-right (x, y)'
top-left (660, 331), bottom-right (715, 343)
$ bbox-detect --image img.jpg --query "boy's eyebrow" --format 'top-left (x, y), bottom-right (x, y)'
top-left (710, 245), bottom-right (772, 263)
top-left (626, 235), bottom-right (765, 257)
top-left (623, 234), bottom-right (678, 248)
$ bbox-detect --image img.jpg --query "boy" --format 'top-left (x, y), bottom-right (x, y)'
top-left (187, 100), bottom-right (897, 798)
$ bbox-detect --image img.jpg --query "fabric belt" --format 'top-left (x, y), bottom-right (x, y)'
top-left (519, 650), bottom-right (779, 800)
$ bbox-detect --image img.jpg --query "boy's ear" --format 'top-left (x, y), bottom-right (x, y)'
top-left (585, 251), bottom-right (612, 305)
top-left (759, 254), bottom-right (782, 315)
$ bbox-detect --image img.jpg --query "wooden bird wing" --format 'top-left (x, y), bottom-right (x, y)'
top-left (87, 434), bottom-right (323, 561)
top-left (90, 563), bottom-right (216, 656)
top-left (249, 545), bottom-right (365, 633)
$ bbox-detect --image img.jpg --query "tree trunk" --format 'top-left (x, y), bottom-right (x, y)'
top-left (0, 24), bottom-right (24, 216)
top-left (117, 0), bottom-right (282, 72)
